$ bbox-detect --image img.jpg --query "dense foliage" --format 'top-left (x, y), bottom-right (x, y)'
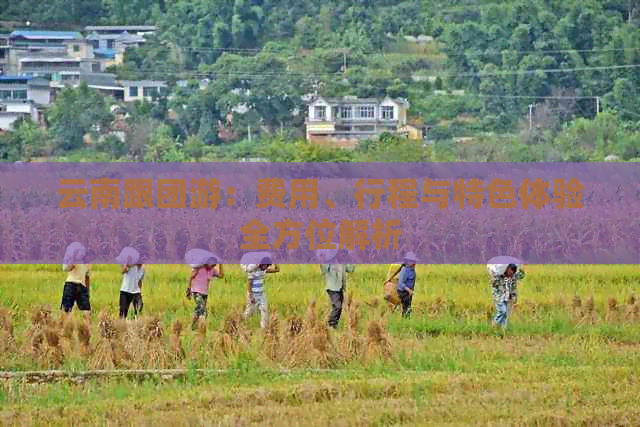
top-left (2, 0), bottom-right (640, 162)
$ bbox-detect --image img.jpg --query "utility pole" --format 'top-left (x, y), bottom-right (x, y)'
top-left (343, 51), bottom-right (347, 73)
top-left (529, 104), bottom-right (533, 130)
top-left (248, 125), bottom-right (251, 142)
top-left (596, 96), bottom-right (600, 115)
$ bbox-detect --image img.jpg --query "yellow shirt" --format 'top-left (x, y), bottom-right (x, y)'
top-left (63, 264), bottom-right (91, 286)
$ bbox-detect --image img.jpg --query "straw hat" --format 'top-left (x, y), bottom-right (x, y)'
top-left (403, 251), bottom-right (418, 264)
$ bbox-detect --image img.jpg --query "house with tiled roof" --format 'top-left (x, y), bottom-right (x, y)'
top-left (8, 30), bottom-right (82, 48)
top-left (6, 29), bottom-right (101, 77)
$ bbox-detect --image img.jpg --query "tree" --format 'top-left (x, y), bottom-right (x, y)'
top-left (102, 0), bottom-right (163, 24)
top-left (183, 135), bottom-right (206, 160)
top-left (143, 124), bottom-right (186, 162)
top-left (12, 118), bottom-right (49, 160)
top-left (46, 83), bottom-right (113, 153)
top-left (604, 78), bottom-right (640, 120)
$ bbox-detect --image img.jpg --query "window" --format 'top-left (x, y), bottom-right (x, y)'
top-left (91, 40), bottom-right (99, 49)
top-left (314, 105), bottom-right (326, 121)
top-left (143, 86), bottom-right (159, 97)
top-left (92, 63), bottom-right (101, 73)
top-left (13, 90), bottom-right (27, 100)
top-left (381, 106), bottom-right (394, 120)
top-left (0, 90), bottom-right (11, 99)
top-left (107, 39), bottom-right (115, 49)
top-left (73, 44), bottom-right (80, 52)
top-left (129, 86), bottom-right (138, 97)
top-left (356, 105), bottom-right (375, 119)
top-left (340, 106), bottom-right (352, 119)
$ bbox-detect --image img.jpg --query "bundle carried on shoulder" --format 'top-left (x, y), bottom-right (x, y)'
top-left (185, 248), bottom-right (219, 268)
top-left (115, 247), bottom-right (140, 265)
top-left (487, 256), bottom-right (523, 276)
top-left (63, 242), bottom-right (86, 265)
top-left (240, 251), bottom-right (273, 270)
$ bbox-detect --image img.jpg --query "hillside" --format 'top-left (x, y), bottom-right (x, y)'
top-left (2, 0), bottom-right (640, 162)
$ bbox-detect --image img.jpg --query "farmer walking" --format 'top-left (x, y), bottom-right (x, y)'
top-left (318, 248), bottom-right (355, 329)
top-left (185, 250), bottom-right (223, 330)
top-left (116, 247), bottom-right (144, 320)
top-left (241, 252), bottom-right (279, 329)
top-left (60, 242), bottom-right (92, 324)
top-left (488, 257), bottom-right (526, 330)
top-left (386, 252), bottom-right (418, 318)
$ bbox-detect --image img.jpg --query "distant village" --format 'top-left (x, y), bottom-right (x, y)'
top-left (0, 26), bottom-right (427, 146)
top-left (0, 27), bottom-right (168, 131)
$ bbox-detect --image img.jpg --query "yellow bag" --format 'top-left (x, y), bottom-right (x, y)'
top-left (383, 264), bottom-right (403, 305)
top-left (384, 281), bottom-right (400, 305)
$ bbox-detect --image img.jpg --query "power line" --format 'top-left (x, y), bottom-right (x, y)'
top-left (436, 94), bottom-right (599, 100)
top-left (168, 44), bottom-right (640, 58)
top-left (102, 62), bottom-right (640, 80)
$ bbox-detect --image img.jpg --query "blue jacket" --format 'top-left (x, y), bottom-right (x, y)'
top-left (397, 265), bottom-right (416, 291)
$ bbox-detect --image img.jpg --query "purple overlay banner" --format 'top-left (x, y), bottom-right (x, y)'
top-left (0, 162), bottom-right (639, 264)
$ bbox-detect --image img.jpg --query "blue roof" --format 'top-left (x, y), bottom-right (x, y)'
top-left (94, 48), bottom-right (116, 59)
top-left (0, 75), bottom-right (32, 81)
top-left (10, 30), bottom-right (81, 39)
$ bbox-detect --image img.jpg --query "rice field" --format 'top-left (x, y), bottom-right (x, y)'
top-left (1, 264), bottom-right (640, 426)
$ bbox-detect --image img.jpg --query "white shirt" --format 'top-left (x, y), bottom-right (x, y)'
top-left (120, 265), bottom-right (144, 294)
top-left (242, 264), bottom-right (266, 293)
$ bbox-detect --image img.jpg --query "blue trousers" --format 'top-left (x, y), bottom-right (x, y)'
top-left (494, 301), bottom-right (510, 328)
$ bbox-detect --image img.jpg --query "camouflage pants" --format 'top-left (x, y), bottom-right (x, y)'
top-left (192, 292), bottom-right (208, 321)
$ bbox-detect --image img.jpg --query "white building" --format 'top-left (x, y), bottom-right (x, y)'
top-left (120, 80), bottom-right (168, 102)
top-left (304, 96), bottom-right (420, 146)
top-left (0, 75), bottom-right (52, 106)
top-left (0, 100), bottom-right (40, 131)
top-left (50, 74), bottom-right (169, 103)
